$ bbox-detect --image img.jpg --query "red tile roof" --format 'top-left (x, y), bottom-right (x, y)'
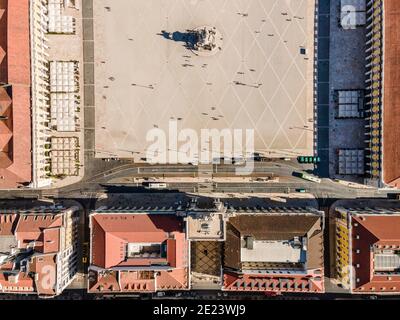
top-left (15, 214), bottom-right (63, 252)
top-left (89, 271), bottom-right (121, 293)
top-left (0, 0), bottom-right (32, 188)
top-left (156, 268), bottom-right (188, 291)
top-left (223, 272), bottom-right (324, 293)
top-left (15, 214), bottom-right (63, 234)
top-left (91, 214), bottom-right (185, 268)
top-left (0, 213), bottom-right (17, 235)
top-left (351, 215), bottom-right (400, 293)
top-left (119, 271), bottom-right (156, 292)
top-left (43, 228), bottom-right (61, 253)
top-left (5, 0), bottom-right (31, 85)
top-left (383, 0), bottom-right (400, 187)
top-left (88, 268), bottom-right (189, 293)
top-left (89, 213), bottom-right (189, 293)
top-left (0, 273), bottom-right (35, 293)
top-left (29, 254), bottom-right (57, 296)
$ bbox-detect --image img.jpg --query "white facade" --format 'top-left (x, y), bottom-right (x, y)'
top-left (55, 209), bottom-right (80, 295)
top-left (30, 0), bottom-right (83, 188)
top-left (30, 0), bottom-right (52, 188)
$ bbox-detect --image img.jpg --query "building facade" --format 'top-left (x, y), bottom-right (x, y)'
top-left (364, 0), bottom-right (400, 187)
top-left (364, 0), bottom-right (383, 183)
top-left (30, 0), bottom-right (52, 188)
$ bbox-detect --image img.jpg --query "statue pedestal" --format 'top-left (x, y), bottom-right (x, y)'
top-left (192, 26), bottom-right (223, 56)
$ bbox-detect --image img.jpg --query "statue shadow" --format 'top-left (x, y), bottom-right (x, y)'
top-left (158, 30), bottom-right (198, 50)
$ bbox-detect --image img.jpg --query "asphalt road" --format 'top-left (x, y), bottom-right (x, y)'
top-left (0, 160), bottom-right (389, 202)
top-left (77, 161), bottom-right (387, 199)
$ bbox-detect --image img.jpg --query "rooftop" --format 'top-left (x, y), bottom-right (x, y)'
top-left (240, 239), bottom-right (306, 264)
top-left (0, 0), bottom-right (32, 188)
top-left (223, 212), bottom-right (324, 293)
top-left (89, 212), bottom-right (189, 293)
top-left (350, 212), bottom-right (400, 293)
top-left (382, 0), bottom-right (400, 187)
top-left (186, 212), bottom-right (225, 241)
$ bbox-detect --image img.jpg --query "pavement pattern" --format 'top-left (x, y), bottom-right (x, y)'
top-left (94, 0), bottom-right (315, 160)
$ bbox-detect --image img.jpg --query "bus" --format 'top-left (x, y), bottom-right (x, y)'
top-left (146, 183), bottom-right (168, 189)
top-left (297, 156), bottom-right (321, 164)
top-left (300, 173), bottom-right (321, 183)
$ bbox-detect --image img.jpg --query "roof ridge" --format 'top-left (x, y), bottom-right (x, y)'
top-left (354, 217), bottom-right (380, 242)
top-left (156, 268), bottom-right (188, 290)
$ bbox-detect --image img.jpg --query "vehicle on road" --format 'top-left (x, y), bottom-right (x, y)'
top-left (300, 173), bottom-right (321, 183)
top-left (144, 183), bottom-right (168, 189)
top-left (295, 188), bottom-right (307, 193)
top-left (297, 156), bottom-right (321, 164)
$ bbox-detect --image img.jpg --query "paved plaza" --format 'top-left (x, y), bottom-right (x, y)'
top-left (94, 0), bottom-right (315, 160)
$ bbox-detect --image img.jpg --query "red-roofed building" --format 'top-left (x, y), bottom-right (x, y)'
top-left (88, 211), bottom-right (189, 294)
top-left (335, 207), bottom-right (400, 294)
top-left (381, 0), bottom-right (400, 187)
top-left (0, 206), bottom-right (80, 297)
top-left (0, 272), bottom-right (35, 294)
top-left (15, 214), bottom-right (63, 253)
top-left (0, 0), bottom-right (32, 188)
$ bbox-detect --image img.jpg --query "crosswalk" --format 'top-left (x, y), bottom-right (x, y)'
top-left (197, 164), bottom-right (214, 192)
